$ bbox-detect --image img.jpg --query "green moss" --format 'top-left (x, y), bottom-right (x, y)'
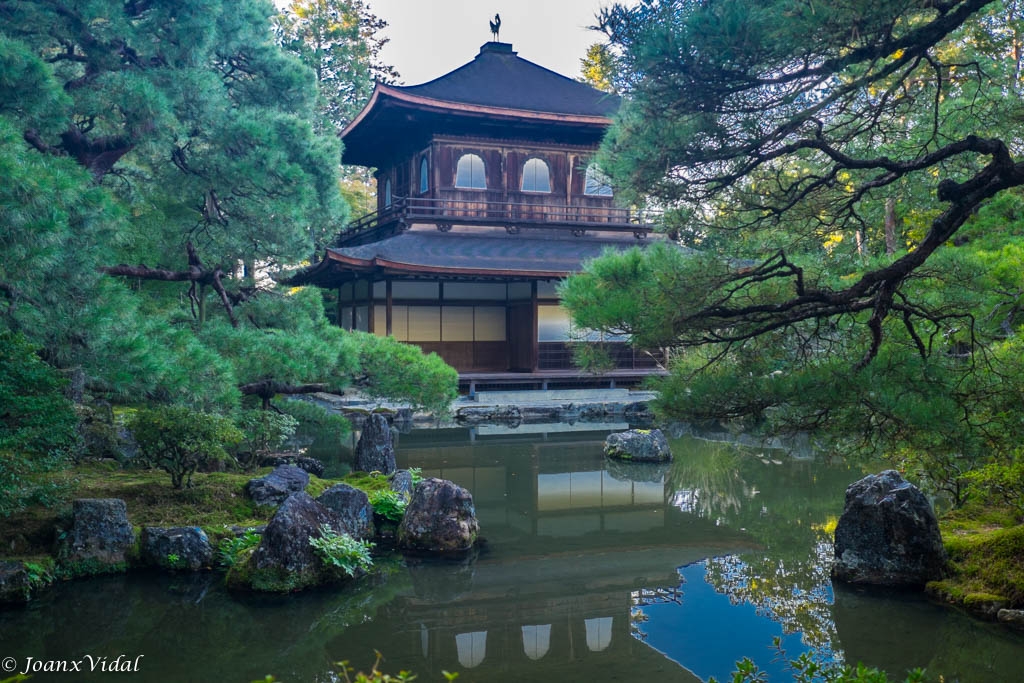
top-left (933, 513), bottom-right (1024, 611)
top-left (225, 547), bottom-right (331, 593)
top-left (940, 503), bottom-right (1018, 532)
top-left (962, 592), bottom-right (1007, 606)
top-left (0, 463), bottom-right (277, 561)
top-left (305, 474), bottom-right (344, 499)
top-left (341, 471), bottom-right (394, 495)
top-left (56, 557), bottom-right (128, 580)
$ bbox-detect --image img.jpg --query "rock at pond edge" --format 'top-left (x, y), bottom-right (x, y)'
top-left (832, 470), bottom-right (946, 586)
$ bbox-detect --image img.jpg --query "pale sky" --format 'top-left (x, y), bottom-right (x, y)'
top-left (367, 0), bottom-right (613, 85)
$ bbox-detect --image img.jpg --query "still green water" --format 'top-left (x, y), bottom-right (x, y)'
top-left (2, 425), bottom-right (1022, 682)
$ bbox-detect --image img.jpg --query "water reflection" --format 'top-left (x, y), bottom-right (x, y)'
top-left (2, 426), bottom-right (1023, 682)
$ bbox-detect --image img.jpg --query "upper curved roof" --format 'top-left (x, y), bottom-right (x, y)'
top-left (340, 43), bottom-right (620, 166)
top-left (393, 42), bottom-right (620, 118)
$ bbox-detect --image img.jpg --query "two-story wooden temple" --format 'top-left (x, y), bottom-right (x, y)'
top-left (291, 41), bottom-right (664, 392)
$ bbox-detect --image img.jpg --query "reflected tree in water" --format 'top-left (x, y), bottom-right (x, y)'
top-left (704, 540), bottom-right (839, 654)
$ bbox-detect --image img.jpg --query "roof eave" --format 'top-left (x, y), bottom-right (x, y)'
top-left (341, 83), bottom-right (614, 146)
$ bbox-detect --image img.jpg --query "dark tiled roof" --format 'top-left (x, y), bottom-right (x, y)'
top-left (325, 226), bottom-right (651, 278)
top-left (393, 42), bottom-right (620, 117)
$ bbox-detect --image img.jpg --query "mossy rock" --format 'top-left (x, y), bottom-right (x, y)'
top-left (963, 592), bottom-right (1009, 619)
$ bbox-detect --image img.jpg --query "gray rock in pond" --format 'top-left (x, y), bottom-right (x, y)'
top-left (604, 429), bottom-right (673, 463)
top-left (259, 454), bottom-right (326, 478)
top-left (353, 413), bottom-right (396, 474)
top-left (623, 402), bottom-right (655, 423)
top-left (389, 469), bottom-right (415, 502)
top-left (246, 465), bottom-right (309, 507)
top-left (998, 609), bottom-right (1024, 627)
top-left (243, 492), bottom-right (345, 592)
top-left (57, 498), bottom-right (135, 573)
top-left (140, 527), bottom-right (214, 571)
top-left (398, 478), bottom-right (479, 554)
top-left (0, 561), bottom-right (32, 604)
top-left (316, 483), bottom-right (375, 540)
top-left (832, 470), bottom-right (947, 586)
top-left (455, 405), bottom-right (522, 426)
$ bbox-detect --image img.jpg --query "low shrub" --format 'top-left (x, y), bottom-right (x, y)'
top-left (129, 406), bottom-right (243, 489)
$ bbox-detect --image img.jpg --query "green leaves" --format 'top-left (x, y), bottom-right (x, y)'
top-left (0, 332), bottom-right (77, 515)
top-left (129, 406), bottom-right (243, 489)
top-left (352, 332), bottom-right (459, 415)
top-left (308, 523), bottom-right (374, 577)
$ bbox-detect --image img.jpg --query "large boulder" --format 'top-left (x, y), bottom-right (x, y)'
top-left (57, 498), bottom-right (135, 575)
top-left (398, 478), bottom-right (479, 554)
top-left (316, 484), bottom-right (375, 540)
top-left (140, 527), bottom-right (214, 571)
top-left (604, 429), bottom-right (673, 463)
top-left (832, 470), bottom-right (947, 586)
top-left (353, 413), bottom-right (397, 474)
top-left (233, 492), bottom-right (343, 592)
top-left (245, 465), bottom-right (309, 507)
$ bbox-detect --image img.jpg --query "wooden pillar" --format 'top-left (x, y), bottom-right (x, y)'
top-left (367, 280), bottom-right (375, 333)
top-left (336, 285), bottom-right (343, 328)
top-left (350, 279), bottom-right (357, 331)
top-left (386, 280), bottom-right (393, 336)
top-left (438, 281), bottom-right (445, 343)
top-left (531, 280), bottom-right (539, 372)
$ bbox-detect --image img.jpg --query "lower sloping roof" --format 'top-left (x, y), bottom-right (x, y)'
top-left (290, 225), bottom-right (658, 286)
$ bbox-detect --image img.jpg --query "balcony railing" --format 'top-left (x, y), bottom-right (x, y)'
top-left (341, 195), bottom-right (662, 243)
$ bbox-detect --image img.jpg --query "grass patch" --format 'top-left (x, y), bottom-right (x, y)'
top-left (929, 509), bottom-right (1024, 613)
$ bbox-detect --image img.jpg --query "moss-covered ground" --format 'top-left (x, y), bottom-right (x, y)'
top-left (927, 505), bottom-right (1024, 615)
top-left (0, 461), bottom-right (393, 559)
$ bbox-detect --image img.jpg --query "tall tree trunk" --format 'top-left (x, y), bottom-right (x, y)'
top-left (854, 229), bottom-right (866, 257)
top-left (884, 197), bottom-right (898, 256)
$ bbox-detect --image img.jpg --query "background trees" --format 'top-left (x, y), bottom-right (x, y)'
top-left (563, 0), bottom-right (1024, 503)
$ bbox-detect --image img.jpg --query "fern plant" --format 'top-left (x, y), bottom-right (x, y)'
top-left (218, 531), bottom-right (262, 567)
top-left (309, 524), bottom-right (374, 577)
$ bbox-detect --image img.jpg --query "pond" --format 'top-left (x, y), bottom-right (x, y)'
top-left (2, 424), bottom-right (1022, 682)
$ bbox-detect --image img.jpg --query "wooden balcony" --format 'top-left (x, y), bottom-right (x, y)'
top-left (338, 194), bottom-right (662, 246)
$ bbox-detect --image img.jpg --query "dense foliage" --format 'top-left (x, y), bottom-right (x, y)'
top-left (0, 332), bottom-right (77, 515)
top-left (564, 0), bottom-right (1024, 506)
top-left (0, 0), bottom-right (457, 502)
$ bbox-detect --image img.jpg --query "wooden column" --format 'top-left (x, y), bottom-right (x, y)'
top-left (336, 285), bottom-right (344, 328)
top-left (351, 279), bottom-right (357, 331)
top-left (385, 280), bottom-right (393, 336)
top-left (367, 280), bottom-right (375, 333)
top-left (531, 280), bottom-right (539, 372)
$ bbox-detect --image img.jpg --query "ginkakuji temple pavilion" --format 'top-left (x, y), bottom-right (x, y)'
top-left (291, 41), bottom-right (665, 392)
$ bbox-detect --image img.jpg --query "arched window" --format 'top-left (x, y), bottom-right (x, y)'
top-left (455, 153), bottom-right (486, 189)
top-left (383, 178), bottom-right (392, 208)
top-left (584, 164), bottom-right (613, 196)
top-left (521, 158), bottom-right (551, 193)
top-left (419, 156), bottom-right (429, 194)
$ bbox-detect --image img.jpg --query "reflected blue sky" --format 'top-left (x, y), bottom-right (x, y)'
top-left (635, 561), bottom-right (838, 682)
